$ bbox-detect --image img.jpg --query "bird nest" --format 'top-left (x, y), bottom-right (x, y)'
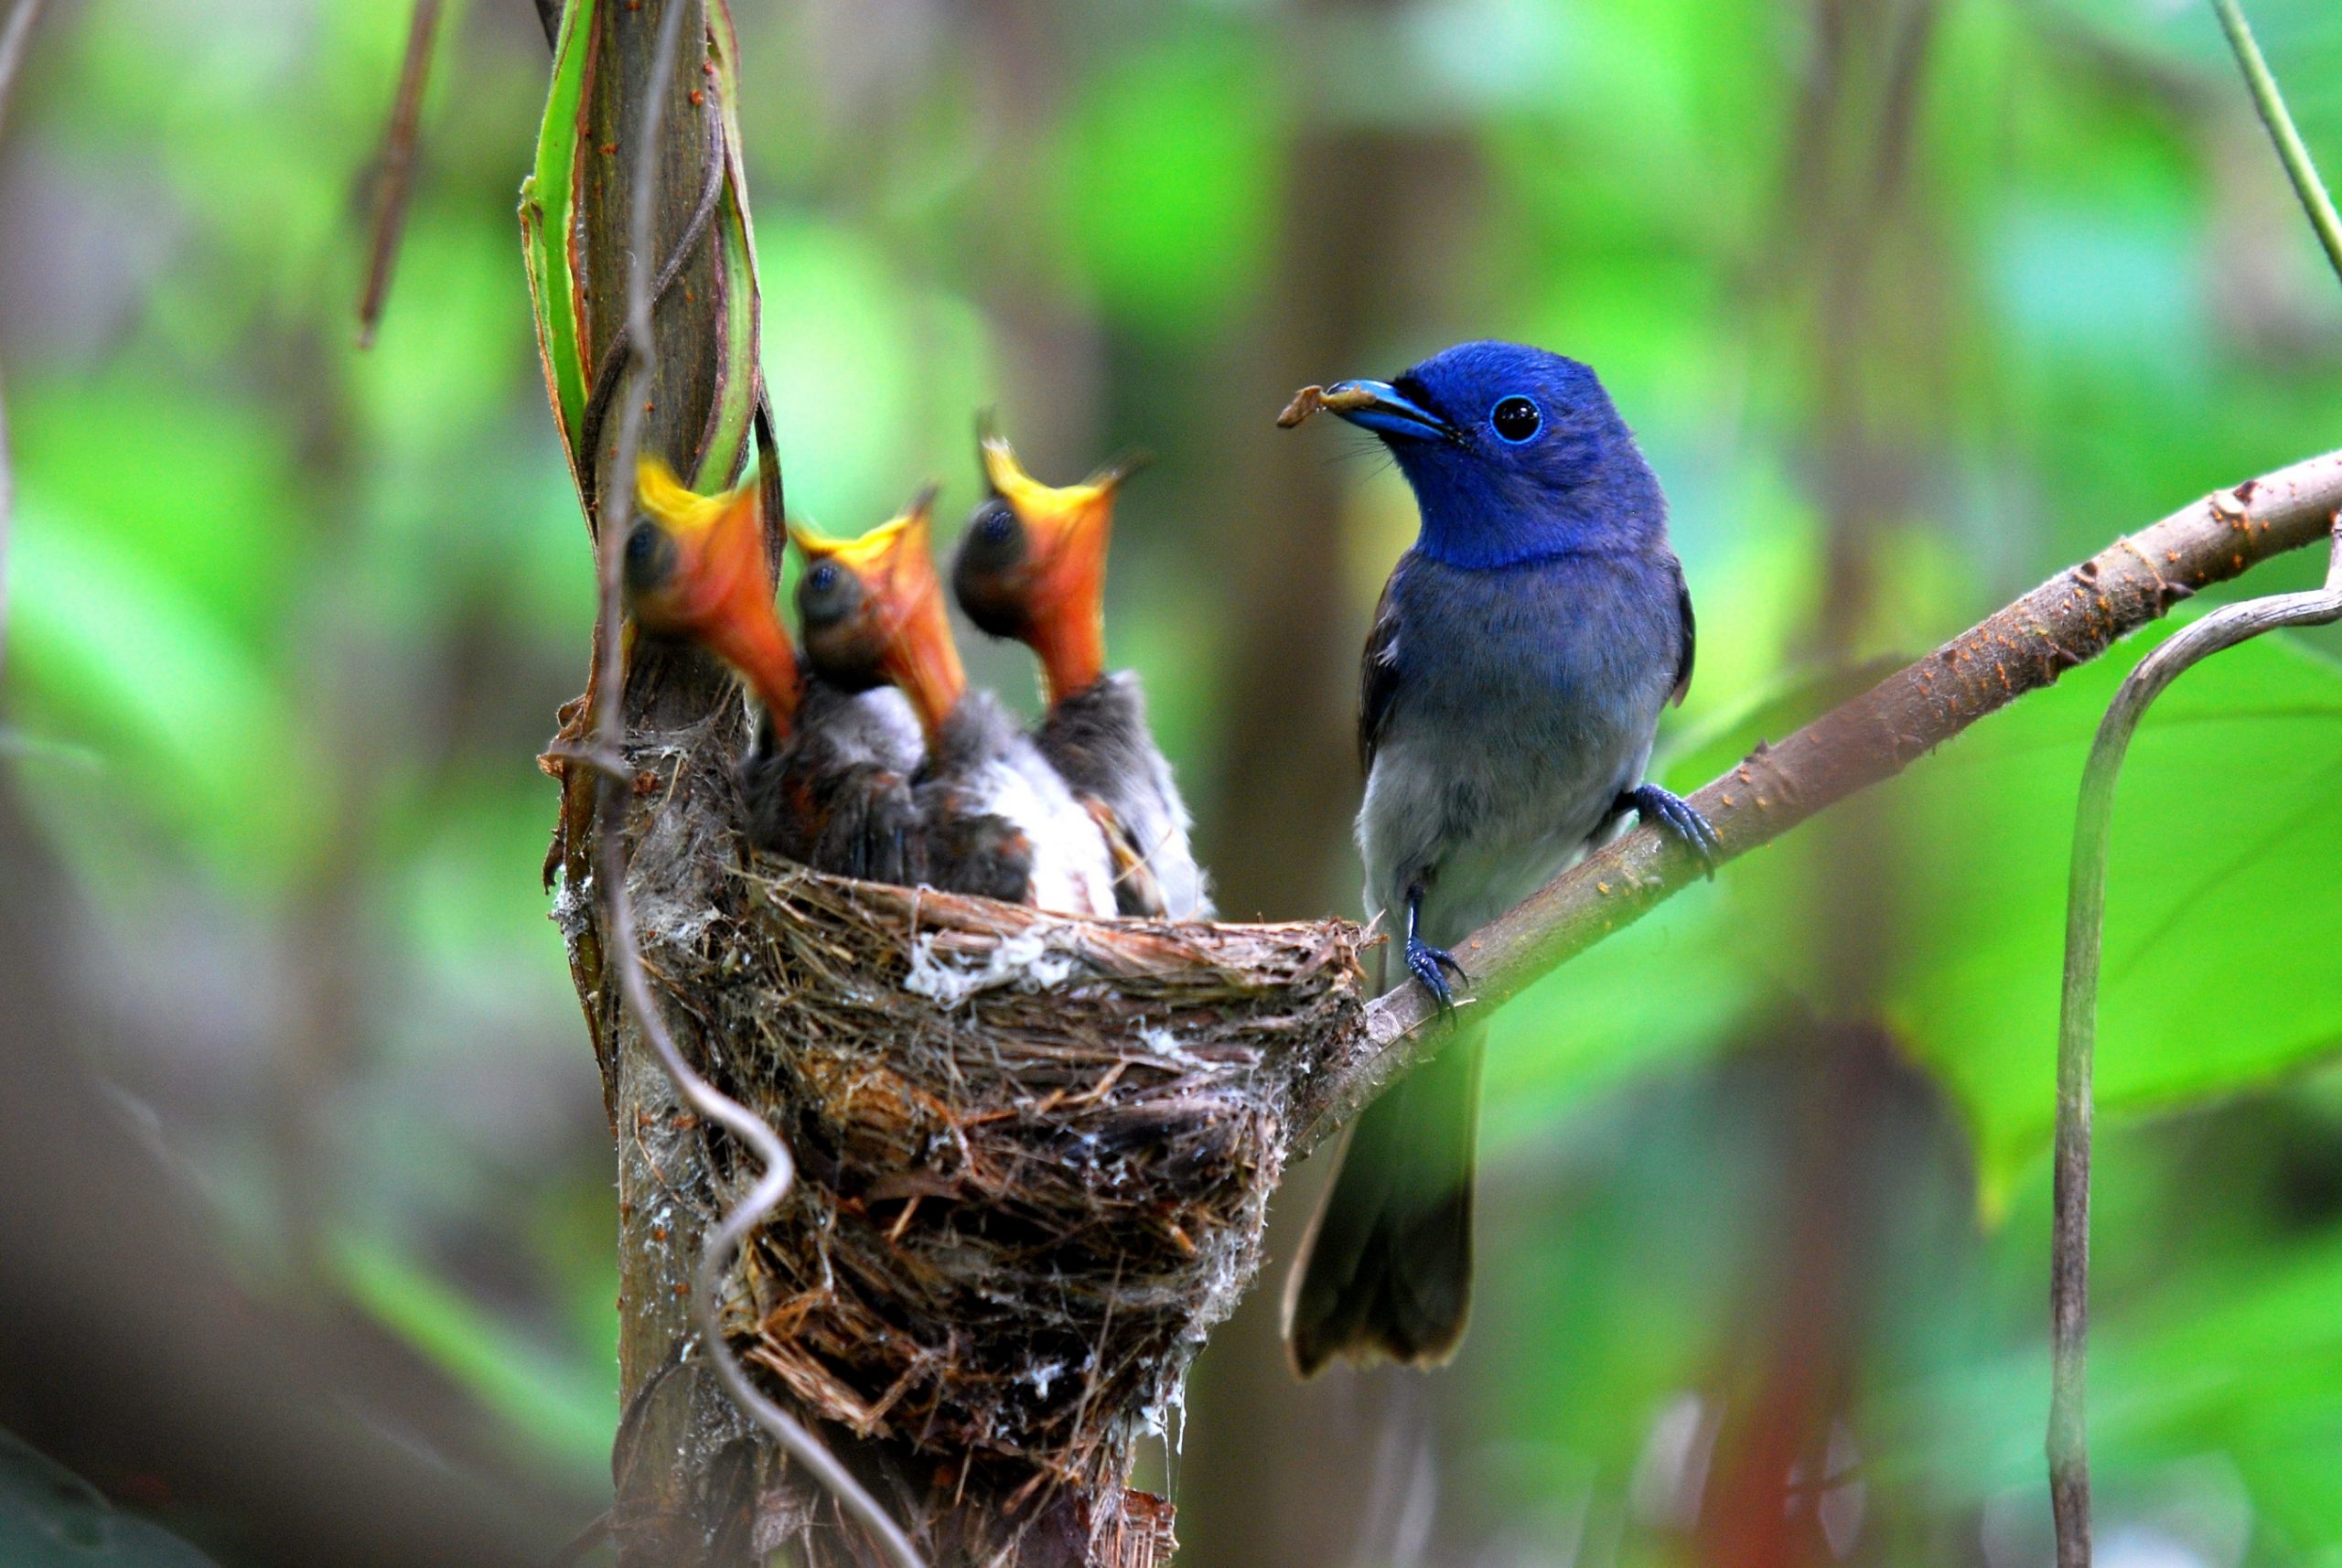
top-left (607, 723), bottom-right (1369, 1501)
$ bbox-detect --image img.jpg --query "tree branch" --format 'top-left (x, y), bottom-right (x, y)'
top-left (1295, 446), bottom-right (2342, 1152)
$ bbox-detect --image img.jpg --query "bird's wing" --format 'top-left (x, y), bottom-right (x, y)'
top-left (1359, 563), bottom-right (1407, 773)
top-left (1671, 556), bottom-right (1696, 707)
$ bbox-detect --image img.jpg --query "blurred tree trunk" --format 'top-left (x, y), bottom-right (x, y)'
top-left (1192, 124), bottom-right (1481, 926)
top-left (0, 776), bottom-right (565, 1568)
top-left (1176, 109), bottom-right (1394, 1562)
top-left (1182, 6), bottom-right (1486, 1557)
top-left (1694, 2), bottom-right (1949, 1559)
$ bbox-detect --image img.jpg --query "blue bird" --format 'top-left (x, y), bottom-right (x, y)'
top-left (1281, 340), bottom-right (1718, 1375)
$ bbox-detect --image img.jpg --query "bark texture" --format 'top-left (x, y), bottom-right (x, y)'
top-left (537, 5), bottom-right (774, 1565)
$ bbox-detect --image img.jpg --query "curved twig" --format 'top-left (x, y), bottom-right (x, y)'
top-left (1295, 448), bottom-right (2342, 1154)
top-left (2047, 518), bottom-right (2342, 1568)
top-left (581, 5), bottom-right (923, 1564)
top-left (2045, 17), bottom-right (2342, 1558)
top-left (2211, 0), bottom-right (2342, 286)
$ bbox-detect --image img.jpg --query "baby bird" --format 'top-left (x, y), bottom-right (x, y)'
top-left (625, 457), bottom-right (923, 881)
top-left (790, 488), bottom-right (1117, 917)
top-left (952, 425), bottom-right (1210, 918)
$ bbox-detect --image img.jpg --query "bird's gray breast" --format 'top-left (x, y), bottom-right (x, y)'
top-left (1357, 550), bottom-right (1680, 946)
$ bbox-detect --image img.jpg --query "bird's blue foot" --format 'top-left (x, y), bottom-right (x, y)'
top-left (1622, 783), bottom-right (1722, 879)
top-left (1402, 880), bottom-right (1467, 1015)
top-left (1406, 935), bottom-right (1468, 1015)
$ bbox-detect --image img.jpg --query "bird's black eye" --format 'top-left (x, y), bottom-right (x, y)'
top-left (975, 503), bottom-right (1016, 546)
top-left (1490, 395), bottom-right (1542, 444)
top-left (805, 561), bottom-right (841, 597)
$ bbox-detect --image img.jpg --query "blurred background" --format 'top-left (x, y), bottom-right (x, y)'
top-left (2, 0), bottom-right (2341, 1563)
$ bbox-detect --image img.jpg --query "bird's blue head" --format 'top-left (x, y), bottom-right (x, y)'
top-left (1317, 340), bottom-right (1665, 569)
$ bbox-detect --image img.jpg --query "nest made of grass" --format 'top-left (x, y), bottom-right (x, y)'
top-left (643, 832), bottom-right (1366, 1487)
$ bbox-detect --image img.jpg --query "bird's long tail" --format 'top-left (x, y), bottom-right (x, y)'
top-left (1283, 1018), bottom-right (1484, 1377)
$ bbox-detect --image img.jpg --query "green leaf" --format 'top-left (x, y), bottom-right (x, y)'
top-left (1483, 614), bottom-right (2342, 1208)
top-left (694, 3), bottom-right (760, 491)
top-left (1051, 30), bottom-right (1282, 338)
top-left (1885, 1202), bottom-right (2342, 1547)
top-left (5, 502), bottom-right (327, 894)
top-left (520, 0), bottom-right (598, 482)
top-left (1889, 621), bottom-right (2342, 1208)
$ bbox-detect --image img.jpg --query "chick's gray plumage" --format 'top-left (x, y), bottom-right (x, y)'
top-left (1039, 673), bottom-right (1213, 919)
top-left (743, 681), bottom-right (927, 885)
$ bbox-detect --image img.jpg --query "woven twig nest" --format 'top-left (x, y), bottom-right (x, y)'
top-left (607, 713), bottom-right (1368, 1517)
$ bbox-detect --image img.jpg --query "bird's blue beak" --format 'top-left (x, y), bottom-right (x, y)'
top-left (1322, 379), bottom-right (1461, 444)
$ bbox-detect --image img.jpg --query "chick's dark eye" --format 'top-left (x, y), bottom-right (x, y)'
top-left (1491, 395), bottom-right (1542, 444)
top-left (806, 562), bottom-right (840, 596)
top-left (623, 523), bottom-right (671, 589)
top-left (975, 503), bottom-right (1016, 546)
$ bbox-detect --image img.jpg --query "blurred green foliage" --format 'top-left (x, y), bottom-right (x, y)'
top-left (3, 0), bottom-right (2341, 1563)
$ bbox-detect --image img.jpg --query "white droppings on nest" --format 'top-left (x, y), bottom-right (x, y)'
top-left (1136, 1026), bottom-right (1199, 1066)
top-left (1024, 1360), bottom-right (1066, 1400)
top-left (550, 866), bottom-right (595, 942)
top-left (1139, 1371), bottom-right (1188, 1456)
top-left (1169, 1191), bottom-right (1267, 1351)
top-left (636, 1202), bottom-right (680, 1266)
top-left (900, 925), bottom-right (1082, 1006)
top-left (638, 893), bottom-right (724, 950)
